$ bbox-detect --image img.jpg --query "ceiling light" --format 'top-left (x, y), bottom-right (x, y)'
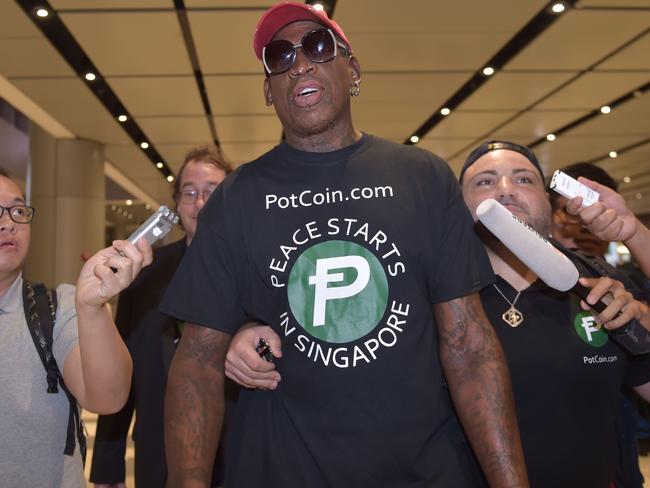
top-left (551, 2), bottom-right (566, 13)
top-left (636, 193), bottom-right (643, 200)
top-left (118, 114), bottom-right (128, 122)
top-left (600, 105), bottom-right (611, 114)
top-left (84, 72), bottom-right (96, 81)
top-left (623, 176), bottom-right (631, 184)
top-left (36, 8), bottom-right (49, 17)
top-left (546, 133), bottom-right (556, 142)
top-left (156, 162), bottom-right (163, 169)
top-left (167, 175), bottom-right (174, 182)
top-left (410, 135), bottom-right (419, 143)
top-left (140, 142), bottom-right (149, 149)
top-left (482, 66), bottom-right (495, 76)
top-left (128, 214), bottom-right (133, 220)
top-left (311, 2), bottom-right (325, 11)
top-left (440, 107), bottom-right (451, 116)
top-left (145, 204), bottom-right (152, 210)
top-left (609, 151), bottom-right (618, 158)
top-left (126, 199), bottom-right (133, 206)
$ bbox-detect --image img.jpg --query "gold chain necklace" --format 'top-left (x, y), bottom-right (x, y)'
top-left (493, 284), bottom-right (524, 327)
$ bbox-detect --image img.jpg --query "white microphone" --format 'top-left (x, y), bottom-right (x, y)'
top-left (476, 198), bottom-right (650, 355)
top-left (475, 199), bottom-right (579, 291)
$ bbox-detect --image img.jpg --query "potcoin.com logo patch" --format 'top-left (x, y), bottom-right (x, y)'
top-left (574, 311), bottom-right (608, 347)
top-left (288, 240), bottom-right (388, 343)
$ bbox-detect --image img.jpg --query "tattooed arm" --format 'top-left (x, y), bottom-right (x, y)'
top-left (434, 293), bottom-right (528, 488)
top-left (165, 324), bottom-right (231, 488)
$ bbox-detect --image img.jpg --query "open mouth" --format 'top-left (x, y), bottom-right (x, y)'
top-left (293, 83), bottom-right (323, 107)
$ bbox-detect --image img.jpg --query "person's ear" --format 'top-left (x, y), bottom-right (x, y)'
top-left (263, 77), bottom-right (273, 106)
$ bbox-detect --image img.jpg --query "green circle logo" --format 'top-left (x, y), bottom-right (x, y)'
top-left (574, 311), bottom-right (608, 347)
top-left (288, 240), bottom-right (388, 343)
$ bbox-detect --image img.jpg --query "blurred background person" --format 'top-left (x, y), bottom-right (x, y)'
top-left (90, 147), bottom-right (232, 488)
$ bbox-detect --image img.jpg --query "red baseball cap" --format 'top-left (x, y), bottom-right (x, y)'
top-left (253, 2), bottom-right (351, 60)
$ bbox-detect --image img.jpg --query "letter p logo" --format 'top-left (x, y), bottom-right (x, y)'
top-left (288, 240), bottom-right (388, 344)
top-left (309, 256), bottom-right (370, 327)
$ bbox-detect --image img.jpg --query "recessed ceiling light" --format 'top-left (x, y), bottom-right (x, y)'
top-left (167, 175), bottom-right (174, 182)
top-left (636, 193), bottom-right (643, 200)
top-left (156, 162), bottom-right (164, 169)
top-left (440, 107), bottom-right (451, 116)
top-left (609, 151), bottom-right (618, 158)
top-left (546, 133), bottom-right (556, 142)
top-left (311, 2), bottom-right (325, 11)
top-left (623, 176), bottom-right (631, 183)
top-left (140, 142), bottom-right (149, 149)
top-left (551, 2), bottom-right (566, 13)
top-left (36, 8), bottom-right (49, 18)
top-left (85, 72), bottom-right (96, 81)
top-left (410, 135), bottom-right (419, 143)
top-left (482, 66), bottom-right (495, 76)
top-left (600, 105), bottom-right (611, 114)
top-left (126, 199), bottom-right (133, 206)
top-left (118, 114), bottom-right (128, 122)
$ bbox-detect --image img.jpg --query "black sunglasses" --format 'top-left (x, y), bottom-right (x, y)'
top-left (263, 28), bottom-right (349, 75)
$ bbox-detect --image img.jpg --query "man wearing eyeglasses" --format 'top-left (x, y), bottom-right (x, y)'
top-left (90, 146), bottom-right (231, 488)
top-left (0, 167), bottom-right (152, 487)
top-left (160, 3), bottom-right (528, 488)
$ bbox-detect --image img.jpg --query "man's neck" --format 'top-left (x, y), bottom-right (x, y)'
top-left (0, 270), bottom-right (20, 297)
top-left (485, 240), bottom-right (537, 291)
top-left (285, 124), bottom-right (362, 153)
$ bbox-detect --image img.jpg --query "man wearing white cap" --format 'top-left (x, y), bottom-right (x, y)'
top-left (160, 3), bottom-right (528, 487)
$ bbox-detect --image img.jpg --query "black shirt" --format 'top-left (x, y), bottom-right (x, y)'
top-left (482, 275), bottom-right (650, 488)
top-left (161, 134), bottom-right (494, 487)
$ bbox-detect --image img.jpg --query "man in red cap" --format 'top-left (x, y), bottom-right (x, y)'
top-left (160, 3), bottom-right (528, 487)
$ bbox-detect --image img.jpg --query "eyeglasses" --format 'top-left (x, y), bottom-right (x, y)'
top-left (0, 205), bottom-right (35, 224)
top-left (178, 189), bottom-right (213, 204)
top-left (262, 28), bottom-right (349, 75)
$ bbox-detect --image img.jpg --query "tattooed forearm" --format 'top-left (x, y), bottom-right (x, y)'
top-left (434, 294), bottom-right (528, 488)
top-left (165, 324), bottom-right (231, 488)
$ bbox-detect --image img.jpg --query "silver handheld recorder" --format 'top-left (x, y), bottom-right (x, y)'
top-left (127, 205), bottom-right (179, 246)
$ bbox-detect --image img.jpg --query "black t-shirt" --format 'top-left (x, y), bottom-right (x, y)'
top-left (482, 276), bottom-right (650, 488)
top-left (161, 134), bottom-right (494, 487)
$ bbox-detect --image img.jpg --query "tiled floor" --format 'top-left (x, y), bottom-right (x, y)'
top-left (83, 409), bottom-right (650, 487)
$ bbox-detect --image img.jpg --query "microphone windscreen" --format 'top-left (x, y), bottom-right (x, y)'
top-left (476, 199), bottom-right (579, 291)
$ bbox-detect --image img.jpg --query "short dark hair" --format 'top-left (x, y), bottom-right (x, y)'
top-left (549, 162), bottom-right (617, 209)
top-left (173, 146), bottom-right (233, 201)
top-left (0, 167), bottom-right (11, 178)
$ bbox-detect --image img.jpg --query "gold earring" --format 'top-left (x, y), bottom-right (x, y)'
top-left (349, 80), bottom-right (360, 97)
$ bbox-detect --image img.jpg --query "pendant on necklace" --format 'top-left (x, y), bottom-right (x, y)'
top-left (502, 306), bottom-right (524, 327)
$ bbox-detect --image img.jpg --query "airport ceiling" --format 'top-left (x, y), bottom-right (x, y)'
top-left (0, 0), bottom-right (648, 214)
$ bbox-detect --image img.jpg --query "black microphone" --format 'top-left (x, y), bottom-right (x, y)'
top-left (476, 198), bottom-right (650, 355)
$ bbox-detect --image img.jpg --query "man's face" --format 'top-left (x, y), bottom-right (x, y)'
top-left (461, 149), bottom-right (552, 236)
top-left (176, 160), bottom-right (226, 241)
top-left (551, 197), bottom-right (609, 256)
top-left (263, 20), bottom-right (360, 143)
top-left (0, 176), bottom-right (30, 279)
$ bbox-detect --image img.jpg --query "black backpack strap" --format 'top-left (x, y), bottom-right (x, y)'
top-left (22, 281), bottom-right (87, 465)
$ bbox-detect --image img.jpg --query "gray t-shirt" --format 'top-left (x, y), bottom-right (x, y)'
top-left (0, 274), bottom-right (85, 487)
